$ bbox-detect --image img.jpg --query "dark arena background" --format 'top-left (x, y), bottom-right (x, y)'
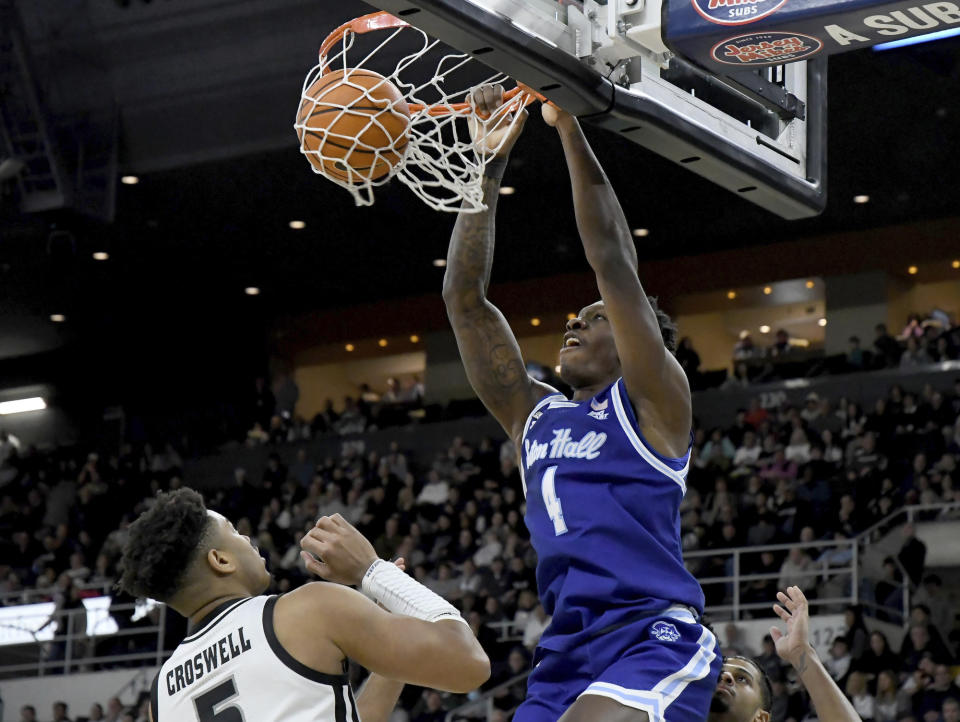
top-left (1, 0), bottom-right (960, 720)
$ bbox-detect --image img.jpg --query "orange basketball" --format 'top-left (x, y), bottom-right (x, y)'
top-left (297, 68), bottom-right (410, 182)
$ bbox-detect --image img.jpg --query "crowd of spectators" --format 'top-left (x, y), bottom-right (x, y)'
top-left (677, 310), bottom-right (960, 392)
top-left (2, 367), bottom-right (960, 720)
top-left (17, 695), bottom-right (149, 722)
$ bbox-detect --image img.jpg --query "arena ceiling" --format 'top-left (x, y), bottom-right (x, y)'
top-left (1, 0), bottom-right (959, 399)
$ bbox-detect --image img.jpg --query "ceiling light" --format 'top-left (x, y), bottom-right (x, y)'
top-left (288, 220), bottom-right (306, 230)
top-left (244, 287), bottom-right (260, 295)
top-left (763, 286), bottom-right (772, 295)
top-left (378, 338), bottom-right (388, 347)
top-left (0, 397), bottom-right (46, 415)
top-left (738, 330), bottom-right (749, 339)
top-left (50, 314), bottom-right (66, 322)
top-left (121, 175), bottom-right (139, 185)
top-left (908, 265), bottom-right (918, 275)
top-left (409, 335), bottom-right (420, 343)
top-left (818, 318), bottom-right (827, 327)
top-left (530, 317), bottom-right (541, 327)
top-left (853, 194), bottom-right (870, 204)
top-left (554, 365), bottom-right (562, 373)
top-left (760, 325), bottom-right (771, 333)
top-left (805, 280), bottom-right (815, 288)
top-left (432, 258), bottom-right (446, 268)
top-left (727, 291), bottom-right (736, 300)
top-left (499, 186), bottom-right (515, 195)
top-left (92, 251), bottom-right (109, 261)
top-left (953, 260), bottom-right (960, 269)
top-left (345, 343), bottom-right (355, 352)
top-left (566, 313), bottom-right (577, 321)
top-left (632, 228), bottom-right (650, 237)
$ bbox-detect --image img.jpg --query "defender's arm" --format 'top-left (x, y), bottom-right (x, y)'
top-left (354, 672), bottom-right (405, 722)
top-left (772, 587), bottom-right (862, 722)
top-left (277, 582), bottom-right (489, 693)
top-left (548, 107), bottom-right (691, 455)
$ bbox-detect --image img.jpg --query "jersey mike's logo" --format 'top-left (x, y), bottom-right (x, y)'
top-left (651, 621), bottom-right (681, 642)
top-left (692, 0), bottom-right (788, 25)
top-left (711, 31), bottom-right (822, 65)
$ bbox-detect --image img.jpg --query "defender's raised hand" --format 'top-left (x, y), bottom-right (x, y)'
top-left (770, 585), bottom-right (814, 670)
top-left (467, 83), bottom-right (528, 158)
top-left (300, 513), bottom-right (379, 586)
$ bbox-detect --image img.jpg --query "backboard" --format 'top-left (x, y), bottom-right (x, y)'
top-left (360, 0), bottom-right (826, 219)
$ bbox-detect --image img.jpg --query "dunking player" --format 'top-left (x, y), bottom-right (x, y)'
top-left (710, 587), bottom-right (862, 722)
top-left (118, 489), bottom-right (488, 721)
top-left (443, 85), bottom-right (720, 721)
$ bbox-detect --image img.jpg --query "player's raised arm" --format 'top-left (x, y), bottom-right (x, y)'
top-left (442, 85), bottom-right (556, 441)
top-left (278, 514), bottom-right (490, 694)
top-left (545, 104), bottom-right (691, 456)
top-left (771, 586), bottom-right (862, 722)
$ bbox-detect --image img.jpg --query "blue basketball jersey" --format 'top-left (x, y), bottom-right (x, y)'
top-left (520, 378), bottom-right (704, 652)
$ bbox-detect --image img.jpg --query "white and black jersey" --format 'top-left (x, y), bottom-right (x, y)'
top-left (151, 596), bottom-right (360, 721)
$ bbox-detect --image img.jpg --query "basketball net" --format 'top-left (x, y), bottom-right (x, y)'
top-left (296, 12), bottom-right (537, 213)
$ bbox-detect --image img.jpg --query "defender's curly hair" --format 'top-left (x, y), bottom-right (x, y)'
top-left (118, 488), bottom-right (213, 601)
top-left (647, 296), bottom-right (679, 354)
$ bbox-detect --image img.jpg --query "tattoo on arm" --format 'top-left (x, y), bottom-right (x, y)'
top-left (444, 176), bottom-right (537, 431)
top-left (794, 650), bottom-right (808, 676)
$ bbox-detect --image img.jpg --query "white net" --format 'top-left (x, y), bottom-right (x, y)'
top-left (295, 12), bottom-right (534, 213)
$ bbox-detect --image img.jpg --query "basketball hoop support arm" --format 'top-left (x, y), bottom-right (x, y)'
top-left (362, 0), bottom-right (827, 219)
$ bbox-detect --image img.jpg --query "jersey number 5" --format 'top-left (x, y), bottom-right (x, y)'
top-left (541, 466), bottom-right (568, 536)
top-left (193, 677), bottom-right (244, 722)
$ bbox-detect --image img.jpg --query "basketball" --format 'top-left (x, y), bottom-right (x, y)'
top-left (297, 68), bottom-right (410, 182)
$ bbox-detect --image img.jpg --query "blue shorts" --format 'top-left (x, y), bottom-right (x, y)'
top-left (513, 606), bottom-right (721, 722)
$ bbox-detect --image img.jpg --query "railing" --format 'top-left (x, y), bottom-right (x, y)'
top-left (0, 601), bottom-right (167, 678)
top-left (0, 579), bottom-right (115, 606)
top-left (685, 537), bottom-right (858, 621)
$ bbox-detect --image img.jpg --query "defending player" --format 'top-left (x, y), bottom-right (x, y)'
top-left (118, 488), bottom-right (489, 722)
top-left (443, 85), bottom-right (720, 722)
top-left (708, 587), bottom-right (862, 722)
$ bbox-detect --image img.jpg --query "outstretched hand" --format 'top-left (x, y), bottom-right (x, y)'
top-left (467, 84), bottom-right (528, 158)
top-left (770, 586), bottom-right (815, 672)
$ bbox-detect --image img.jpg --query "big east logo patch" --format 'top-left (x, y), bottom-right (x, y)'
top-left (692, 0), bottom-right (788, 25)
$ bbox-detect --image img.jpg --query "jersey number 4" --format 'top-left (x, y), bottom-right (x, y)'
top-left (541, 466), bottom-right (568, 536)
top-left (193, 677), bottom-right (244, 722)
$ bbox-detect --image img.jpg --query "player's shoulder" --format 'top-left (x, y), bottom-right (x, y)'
top-left (275, 581), bottom-right (366, 625)
top-left (510, 380), bottom-right (563, 442)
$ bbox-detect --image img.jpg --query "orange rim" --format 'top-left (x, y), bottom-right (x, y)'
top-left (317, 11), bottom-right (548, 116)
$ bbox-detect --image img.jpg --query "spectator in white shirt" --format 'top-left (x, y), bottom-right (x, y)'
top-left (523, 604), bottom-right (551, 650)
top-left (733, 431), bottom-right (762, 468)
